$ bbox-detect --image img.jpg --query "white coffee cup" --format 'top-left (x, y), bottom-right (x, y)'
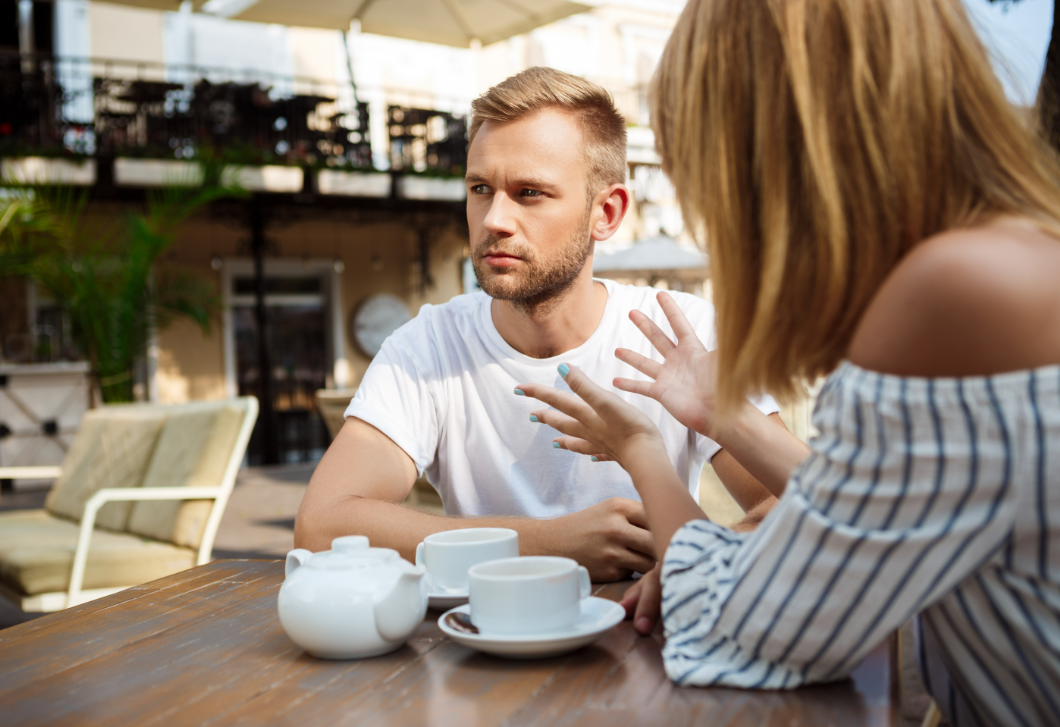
top-left (414, 527), bottom-right (519, 592)
top-left (468, 556), bottom-right (591, 636)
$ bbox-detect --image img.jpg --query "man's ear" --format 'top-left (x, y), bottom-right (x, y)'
top-left (590, 184), bottom-right (631, 242)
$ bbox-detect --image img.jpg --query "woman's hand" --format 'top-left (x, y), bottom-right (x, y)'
top-left (515, 363), bottom-right (664, 468)
top-left (519, 363), bottom-right (712, 580)
top-left (615, 291), bottom-right (722, 439)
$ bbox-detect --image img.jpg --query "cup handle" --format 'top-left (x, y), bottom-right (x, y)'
top-left (578, 565), bottom-right (591, 600)
top-left (415, 542), bottom-right (425, 568)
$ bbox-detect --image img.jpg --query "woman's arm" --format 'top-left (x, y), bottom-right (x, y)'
top-left (659, 369), bottom-right (1021, 688)
top-left (613, 291), bottom-right (811, 496)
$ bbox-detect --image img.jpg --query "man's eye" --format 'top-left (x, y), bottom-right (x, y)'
top-left (471, 185), bottom-right (491, 194)
top-left (521, 189), bottom-right (543, 197)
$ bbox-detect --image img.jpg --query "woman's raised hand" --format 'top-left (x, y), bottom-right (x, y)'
top-left (615, 291), bottom-right (720, 439)
top-left (515, 363), bottom-right (664, 468)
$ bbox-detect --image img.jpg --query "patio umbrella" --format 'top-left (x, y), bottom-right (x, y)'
top-left (103, 0), bottom-right (598, 48)
top-left (593, 235), bottom-right (709, 282)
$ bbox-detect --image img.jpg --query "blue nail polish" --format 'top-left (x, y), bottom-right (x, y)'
top-left (514, 388), bottom-right (525, 396)
top-left (552, 441), bottom-right (561, 449)
top-left (558, 363), bottom-right (570, 378)
top-left (529, 415), bottom-right (539, 422)
top-left (591, 456), bottom-right (599, 462)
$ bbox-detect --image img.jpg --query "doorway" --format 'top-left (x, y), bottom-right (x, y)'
top-left (223, 261), bottom-right (346, 466)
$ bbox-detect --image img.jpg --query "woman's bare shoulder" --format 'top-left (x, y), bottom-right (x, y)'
top-left (847, 218), bottom-right (1060, 377)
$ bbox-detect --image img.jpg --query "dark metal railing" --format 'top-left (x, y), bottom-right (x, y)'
top-left (0, 52), bottom-right (468, 176)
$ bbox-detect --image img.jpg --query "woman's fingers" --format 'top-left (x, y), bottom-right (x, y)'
top-left (551, 436), bottom-right (603, 456)
top-left (629, 310), bottom-right (677, 356)
top-left (655, 291), bottom-right (701, 345)
top-left (613, 377), bottom-right (654, 397)
top-left (530, 408), bottom-right (597, 443)
top-left (615, 348), bottom-right (661, 379)
top-left (551, 437), bottom-right (613, 462)
top-left (558, 363), bottom-right (616, 411)
top-left (516, 381), bottom-right (598, 422)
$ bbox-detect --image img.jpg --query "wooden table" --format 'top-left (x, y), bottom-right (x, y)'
top-left (0, 561), bottom-right (899, 726)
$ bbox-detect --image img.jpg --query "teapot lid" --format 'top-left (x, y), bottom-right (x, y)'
top-left (332, 535), bottom-right (370, 553)
top-left (331, 536), bottom-right (400, 562)
top-left (299, 536), bottom-right (401, 571)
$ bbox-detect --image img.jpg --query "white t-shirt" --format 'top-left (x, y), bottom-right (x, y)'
top-left (345, 279), bottom-right (779, 517)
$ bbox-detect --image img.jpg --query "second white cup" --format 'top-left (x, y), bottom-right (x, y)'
top-left (468, 556), bottom-right (591, 636)
top-left (415, 527), bottom-right (519, 592)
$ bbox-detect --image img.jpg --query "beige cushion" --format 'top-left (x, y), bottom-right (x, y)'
top-left (44, 407), bottom-right (168, 531)
top-left (126, 405), bottom-right (245, 548)
top-left (0, 510), bottom-right (195, 595)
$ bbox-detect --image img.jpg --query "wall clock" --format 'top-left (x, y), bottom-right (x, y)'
top-left (351, 293), bottom-right (411, 357)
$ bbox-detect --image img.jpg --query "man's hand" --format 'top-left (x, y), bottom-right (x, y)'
top-left (620, 566), bottom-right (662, 635)
top-left (536, 497), bottom-right (655, 581)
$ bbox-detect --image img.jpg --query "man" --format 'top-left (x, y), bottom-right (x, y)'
top-left (295, 68), bottom-right (780, 626)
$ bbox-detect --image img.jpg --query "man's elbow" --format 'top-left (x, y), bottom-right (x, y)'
top-left (292, 509), bottom-right (315, 550)
top-left (293, 492), bottom-right (379, 551)
top-left (293, 496), bottom-right (336, 551)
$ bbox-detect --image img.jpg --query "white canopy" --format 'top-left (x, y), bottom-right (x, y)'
top-left (124, 0), bottom-right (598, 48)
top-left (593, 235), bottom-right (709, 279)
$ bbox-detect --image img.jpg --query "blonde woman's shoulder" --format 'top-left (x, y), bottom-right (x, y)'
top-left (848, 217), bottom-right (1060, 377)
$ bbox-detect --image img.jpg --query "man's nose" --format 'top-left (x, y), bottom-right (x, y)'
top-left (483, 194), bottom-right (517, 237)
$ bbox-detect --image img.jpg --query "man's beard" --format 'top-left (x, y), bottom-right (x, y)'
top-left (472, 211), bottom-right (593, 315)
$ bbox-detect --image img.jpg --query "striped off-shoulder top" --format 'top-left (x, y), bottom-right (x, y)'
top-left (661, 361), bottom-right (1060, 727)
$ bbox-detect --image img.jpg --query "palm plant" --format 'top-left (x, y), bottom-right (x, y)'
top-left (0, 172), bottom-right (241, 403)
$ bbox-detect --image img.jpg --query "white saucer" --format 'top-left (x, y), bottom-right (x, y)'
top-left (424, 574), bottom-right (469, 610)
top-left (437, 597), bottom-right (625, 659)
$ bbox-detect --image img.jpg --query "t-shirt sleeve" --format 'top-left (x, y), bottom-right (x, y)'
top-left (343, 319), bottom-right (442, 475)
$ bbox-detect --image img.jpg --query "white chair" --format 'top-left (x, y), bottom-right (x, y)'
top-left (0, 397), bottom-right (257, 611)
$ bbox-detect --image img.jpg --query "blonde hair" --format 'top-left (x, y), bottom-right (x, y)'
top-left (651, 0), bottom-right (1060, 411)
top-left (470, 67), bottom-right (627, 196)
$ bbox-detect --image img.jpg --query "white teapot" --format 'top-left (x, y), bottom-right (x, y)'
top-left (278, 535), bottom-right (428, 659)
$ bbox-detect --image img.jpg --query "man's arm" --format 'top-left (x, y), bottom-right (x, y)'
top-left (294, 416), bottom-right (656, 581)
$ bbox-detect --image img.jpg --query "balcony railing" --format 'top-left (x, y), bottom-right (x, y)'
top-left (0, 52), bottom-right (468, 179)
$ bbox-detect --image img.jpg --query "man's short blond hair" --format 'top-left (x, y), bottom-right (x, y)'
top-left (469, 67), bottom-right (627, 198)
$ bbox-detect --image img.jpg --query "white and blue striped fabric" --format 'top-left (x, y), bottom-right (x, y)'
top-left (661, 361), bottom-right (1060, 727)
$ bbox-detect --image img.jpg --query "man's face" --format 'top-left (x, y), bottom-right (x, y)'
top-left (465, 108), bottom-right (595, 308)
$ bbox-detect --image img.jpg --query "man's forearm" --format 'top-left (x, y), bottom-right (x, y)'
top-left (294, 494), bottom-right (553, 562)
top-left (297, 417), bottom-right (656, 580)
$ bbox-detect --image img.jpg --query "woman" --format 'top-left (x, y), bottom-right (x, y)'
top-left (515, 1), bottom-right (1060, 725)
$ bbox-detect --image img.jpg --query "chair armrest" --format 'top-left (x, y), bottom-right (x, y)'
top-left (86, 486), bottom-right (224, 506)
top-left (0, 466), bottom-right (63, 479)
top-left (66, 487), bottom-right (225, 607)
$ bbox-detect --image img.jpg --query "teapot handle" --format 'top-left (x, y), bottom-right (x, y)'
top-left (285, 549), bottom-right (313, 578)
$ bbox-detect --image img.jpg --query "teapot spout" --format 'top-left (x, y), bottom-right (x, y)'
top-left (285, 549), bottom-right (313, 578)
top-left (374, 566), bottom-right (427, 642)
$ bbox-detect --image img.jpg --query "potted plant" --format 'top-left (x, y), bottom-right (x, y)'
top-left (0, 168), bottom-right (243, 403)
